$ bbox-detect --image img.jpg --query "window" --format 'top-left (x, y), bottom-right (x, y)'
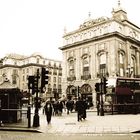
top-left (99, 53), bottom-right (107, 76)
top-left (53, 69), bottom-right (57, 75)
top-left (119, 52), bottom-right (124, 64)
top-left (26, 68), bottom-right (29, 73)
top-left (131, 56), bottom-right (136, 76)
top-left (100, 53), bottom-right (106, 64)
top-left (83, 56), bottom-right (89, 76)
top-left (119, 52), bottom-right (125, 76)
top-left (12, 75), bottom-right (17, 84)
top-left (23, 75), bottom-right (25, 81)
top-left (53, 77), bottom-right (56, 83)
top-left (12, 69), bottom-right (18, 84)
top-left (53, 84), bottom-right (56, 89)
top-left (58, 84), bottom-right (61, 89)
top-left (69, 60), bottom-right (75, 77)
top-left (58, 77), bottom-right (61, 83)
top-left (22, 69), bottom-right (25, 74)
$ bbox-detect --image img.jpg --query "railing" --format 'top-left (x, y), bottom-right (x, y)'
top-left (81, 74), bottom-right (91, 80)
top-left (103, 103), bottom-right (140, 115)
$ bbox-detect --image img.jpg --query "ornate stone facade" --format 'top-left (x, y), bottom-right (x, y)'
top-left (60, 1), bottom-right (140, 106)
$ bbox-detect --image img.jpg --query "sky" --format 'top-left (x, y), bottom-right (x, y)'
top-left (0, 0), bottom-right (140, 61)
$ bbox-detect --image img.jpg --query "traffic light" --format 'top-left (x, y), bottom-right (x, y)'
top-left (28, 76), bottom-right (34, 89)
top-left (41, 67), bottom-right (49, 93)
top-left (103, 77), bottom-right (108, 94)
top-left (28, 76), bottom-right (38, 95)
top-left (95, 83), bottom-right (100, 92)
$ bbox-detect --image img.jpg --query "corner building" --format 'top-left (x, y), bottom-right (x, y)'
top-left (0, 53), bottom-right (62, 101)
top-left (60, 2), bottom-right (140, 106)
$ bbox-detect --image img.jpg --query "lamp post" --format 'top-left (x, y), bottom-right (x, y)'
top-left (33, 69), bottom-right (40, 127)
top-left (126, 64), bottom-right (133, 77)
top-left (77, 86), bottom-right (80, 98)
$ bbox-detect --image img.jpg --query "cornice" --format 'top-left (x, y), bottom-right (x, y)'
top-left (60, 31), bottom-right (140, 50)
top-left (0, 63), bottom-right (62, 70)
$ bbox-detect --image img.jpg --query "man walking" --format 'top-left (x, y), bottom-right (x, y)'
top-left (75, 97), bottom-right (84, 121)
top-left (44, 99), bottom-right (53, 124)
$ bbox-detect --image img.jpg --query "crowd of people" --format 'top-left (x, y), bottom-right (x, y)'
top-left (42, 97), bottom-right (91, 124)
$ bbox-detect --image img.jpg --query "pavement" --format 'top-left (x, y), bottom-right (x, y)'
top-left (0, 108), bottom-right (140, 134)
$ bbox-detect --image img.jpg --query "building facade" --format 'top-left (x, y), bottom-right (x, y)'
top-left (60, 1), bottom-right (140, 106)
top-left (0, 53), bottom-right (62, 100)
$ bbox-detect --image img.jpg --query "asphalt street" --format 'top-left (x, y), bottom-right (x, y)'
top-left (0, 131), bottom-right (140, 140)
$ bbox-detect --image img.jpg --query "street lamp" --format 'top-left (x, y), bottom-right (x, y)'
top-left (126, 64), bottom-right (133, 77)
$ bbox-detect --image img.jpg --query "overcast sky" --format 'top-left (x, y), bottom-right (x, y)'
top-left (0, 0), bottom-right (139, 60)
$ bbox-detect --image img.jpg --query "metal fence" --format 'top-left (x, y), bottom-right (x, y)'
top-left (104, 103), bottom-right (140, 115)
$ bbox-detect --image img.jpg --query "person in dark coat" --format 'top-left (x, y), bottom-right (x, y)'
top-left (44, 100), bottom-right (53, 124)
top-left (82, 98), bottom-right (87, 120)
top-left (58, 101), bottom-right (64, 116)
top-left (66, 99), bottom-right (72, 114)
top-left (75, 97), bottom-right (84, 121)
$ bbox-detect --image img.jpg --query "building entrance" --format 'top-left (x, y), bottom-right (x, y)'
top-left (80, 84), bottom-right (93, 108)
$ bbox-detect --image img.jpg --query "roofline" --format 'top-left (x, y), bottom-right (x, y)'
top-left (60, 31), bottom-right (140, 50)
top-left (0, 63), bottom-right (62, 69)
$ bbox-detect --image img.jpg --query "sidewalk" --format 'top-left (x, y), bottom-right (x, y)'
top-left (0, 109), bottom-right (140, 134)
top-left (38, 111), bottom-right (140, 134)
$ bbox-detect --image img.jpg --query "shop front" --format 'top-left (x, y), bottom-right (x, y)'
top-left (0, 80), bottom-right (22, 123)
top-left (80, 84), bottom-right (93, 108)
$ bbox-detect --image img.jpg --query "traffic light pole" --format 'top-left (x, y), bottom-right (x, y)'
top-left (33, 69), bottom-right (40, 127)
top-left (100, 78), bottom-right (104, 116)
top-left (27, 88), bottom-right (31, 128)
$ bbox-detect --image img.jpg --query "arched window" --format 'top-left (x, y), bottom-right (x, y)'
top-left (119, 52), bottom-right (125, 76)
top-left (100, 53), bottom-right (106, 64)
top-left (131, 56), bottom-right (136, 76)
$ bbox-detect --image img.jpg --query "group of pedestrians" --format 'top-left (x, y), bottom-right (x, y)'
top-left (75, 97), bottom-right (87, 121)
top-left (43, 97), bottom-right (88, 124)
top-left (66, 99), bottom-right (74, 114)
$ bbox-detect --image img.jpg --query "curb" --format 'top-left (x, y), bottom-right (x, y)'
top-left (0, 127), bottom-right (42, 133)
top-left (131, 130), bottom-right (140, 133)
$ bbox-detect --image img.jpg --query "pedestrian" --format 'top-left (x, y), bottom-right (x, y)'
top-left (58, 100), bottom-right (64, 116)
top-left (97, 100), bottom-right (100, 116)
top-left (44, 99), bottom-right (53, 124)
top-left (66, 99), bottom-right (71, 114)
top-left (75, 97), bottom-right (84, 121)
top-left (42, 101), bottom-right (46, 115)
top-left (82, 98), bottom-right (87, 120)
